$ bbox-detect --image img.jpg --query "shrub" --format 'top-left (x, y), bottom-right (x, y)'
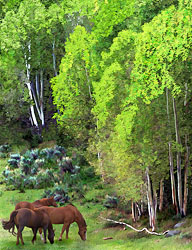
top-left (104, 195), bottom-right (119, 208)
top-left (42, 184), bottom-right (70, 206)
top-left (2, 145), bottom-right (81, 192)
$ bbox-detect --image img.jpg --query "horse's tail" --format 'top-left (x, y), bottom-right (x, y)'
top-left (2, 210), bottom-right (18, 236)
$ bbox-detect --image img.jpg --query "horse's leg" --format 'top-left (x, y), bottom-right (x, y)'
top-left (43, 228), bottom-right (47, 244)
top-left (16, 225), bottom-right (19, 245)
top-left (18, 225), bottom-right (25, 245)
top-left (16, 231), bottom-right (20, 245)
top-left (66, 225), bottom-right (70, 239)
top-left (59, 223), bottom-right (69, 241)
top-left (39, 228), bottom-right (44, 241)
top-left (32, 228), bottom-right (38, 244)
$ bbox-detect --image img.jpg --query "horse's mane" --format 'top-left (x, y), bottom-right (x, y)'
top-left (33, 199), bottom-right (41, 203)
top-left (68, 203), bottom-right (75, 207)
top-left (74, 205), bottom-right (87, 227)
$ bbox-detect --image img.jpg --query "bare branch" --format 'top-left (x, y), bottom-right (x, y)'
top-left (100, 217), bottom-right (169, 236)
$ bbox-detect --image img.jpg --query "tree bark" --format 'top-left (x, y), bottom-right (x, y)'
top-left (183, 134), bottom-right (190, 216)
top-left (146, 167), bottom-right (156, 231)
top-left (172, 97), bottom-right (183, 215)
top-left (52, 39), bottom-right (57, 76)
top-left (166, 88), bottom-right (178, 214)
top-left (40, 70), bottom-right (45, 127)
top-left (159, 179), bottom-right (164, 211)
top-left (183, 81), bottom-right (190, 216)
top-left (131, 200), bottom-right (136, 222)
top-left (24, 42), bottom-right (39, 128)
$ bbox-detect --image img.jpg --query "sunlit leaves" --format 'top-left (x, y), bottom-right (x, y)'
top-left (132, 4), bottom-right (192, 101)
top-left (51, 25), bottom-right (93, 144)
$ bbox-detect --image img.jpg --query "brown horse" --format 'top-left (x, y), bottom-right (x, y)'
top-left (15, 196), bottom-right (58, 210)
top-left (2, 208), bottom-right (55, 245)
top-left (37, 204), bottom-right (87, 241)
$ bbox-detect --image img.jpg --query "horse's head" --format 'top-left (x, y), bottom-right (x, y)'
top-left (48, 224), bottom-right (55, 244)
top-left (48, 196), bottom-right (58, 207)
top-left (78, 226), bottom-right (87, 241)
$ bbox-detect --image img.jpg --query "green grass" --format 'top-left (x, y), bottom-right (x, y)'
top-left (1, 158), bottom-right (192, 249)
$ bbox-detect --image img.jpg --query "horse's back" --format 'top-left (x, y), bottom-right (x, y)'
top-left (14, 208), bottom-right (33, 226)
top-left (16, 208), bottom-right (49, 228)
top-left (15, 201), bottom-right (34, 210)
top-left (51, 206), bottom-right (77, 224)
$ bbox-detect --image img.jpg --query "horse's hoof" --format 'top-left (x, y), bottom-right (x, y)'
top-left (32, 241), bottom-right (34, 244)
top-left (44, 241), bottom-right (47, 244)
top-left (58, 238), bottom-right (62, 241)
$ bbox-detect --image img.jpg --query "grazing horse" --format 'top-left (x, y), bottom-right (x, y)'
top-left (15, 196), bottom-right (58, 210)
top-left (37, 204), bottom-right (87, 241)
top-left (2, 208), bottom-right (55, 245)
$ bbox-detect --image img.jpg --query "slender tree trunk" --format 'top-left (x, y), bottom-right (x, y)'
top-left (24, 42), bottom-right (39, 128)
top-left (40, 70), bottom-right (45, 127)
top-left (31, 80), bottom-right (41, 118)
top-left (36, 73), bottom-right (40, 102)
top-left (141, 199), bottom-right (144, 214)
top-left (131, 202), bottom-right (140, 222)
top-left (52, 39), bottom-right (57, 76)
top-left (146, 167), bottom-right (156, 231)
top-left (97, 151), bottom-right (106, 182)
top-left (166, 88), bottom-right (178, 214)
top-left (159, 179), bottom-right (164, 212)
top-left (131, 200), bottom-right (136, 222)
top-left (136, 202), bottom-right (141, 220)
top-left (96, 119), bottom-right (105, 182)
top-left (172, 97), bottom-right (183, 215)
top-left (183, 81), bottom-right (190, 216)
top-left (183, 135), bottom-right (190, 216)
top-left (31, 71), bottom-right (45, 128)
top-left (26, 82), bottom-right (38, 127)
top-left (153, 188), bottom-right (157, 220)
top-left (84, 65), bottom-right (92, 100)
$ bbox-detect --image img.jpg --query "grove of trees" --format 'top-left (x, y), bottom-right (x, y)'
top-left (1, 0), bottom-right (192, 231)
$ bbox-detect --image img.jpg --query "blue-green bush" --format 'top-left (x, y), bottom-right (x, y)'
top-left (2, 145), bottom-right (81, 193)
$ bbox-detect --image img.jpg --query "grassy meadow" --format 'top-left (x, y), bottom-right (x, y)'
top-left (1, 158), bottom-right (192, 250)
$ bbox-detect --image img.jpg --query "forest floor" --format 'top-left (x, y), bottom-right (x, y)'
top-left (1, 158), bottom-right (192, 250)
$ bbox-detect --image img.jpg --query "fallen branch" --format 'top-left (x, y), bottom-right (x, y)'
top-left (100, 217), bottom-right (169, 236)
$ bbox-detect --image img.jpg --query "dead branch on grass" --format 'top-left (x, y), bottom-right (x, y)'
top-left (100, 217), bottom-right (169, 236)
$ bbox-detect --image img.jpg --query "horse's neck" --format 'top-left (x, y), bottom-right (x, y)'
top-left (75, 210), bottom-right (86, 229)
top-left (33, 199), bottom-right (48, 206)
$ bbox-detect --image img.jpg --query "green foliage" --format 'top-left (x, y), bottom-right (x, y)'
top-left (132, 4), bottom-right (192, 102)
top-left (52, 25), bottom-right (94, 147)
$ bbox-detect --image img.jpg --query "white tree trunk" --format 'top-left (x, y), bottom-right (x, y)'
top-left (183, 135), bottom-right (189, 216)
top-left (52, 39), bottom-right (57, 76)
top-left (40, 70), bottom-right (45, 127)
top-left (166, 88), bottom-right (178, 214)
top-left (146, 167), bottom-right (156, 231)
top-left (24, 42), bottom-right (38, 128)
top-left (172, 97), bottom-right (183, 215)
top-left (183, 82), bottom-right (190, 216)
